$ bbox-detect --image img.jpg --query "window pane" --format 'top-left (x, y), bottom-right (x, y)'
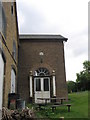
top-left (36, 79), bottom-right (41, 91)
top-left (44, 79), bottom-right (49, 91)
top-left (34, 67), bottom-right (50, 76)
top-left (0, 54), bottom-right (4, 109)
top-left (11, 69), bottom-right (16, 93)
top-left (11, 5), bottom-right (13, 15)
top-left (13, 41), bottom-right (16, 60)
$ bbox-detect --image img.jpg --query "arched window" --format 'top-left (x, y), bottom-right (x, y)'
top-left (12, 41), bottom-right (16, 60)
top-left (34, 67), bottom-right (50, 76)
top-left (0, 53), bottom-right (4, 109)
top-left (11, 68), bottom-right (16, 93)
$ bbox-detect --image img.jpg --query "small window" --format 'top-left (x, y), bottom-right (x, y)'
top-left (44, 78), bottom-right (49, 91)
top-left (36, 79), bottom-right (41, 91)
top-left (12, 41), bottom-right (16, 60)
top-left (0, 53), bottom-right (5, 109)
top-left (11, 4), bottom-right (13, 15)
top-left (11, 68), bottom-right (16, 93)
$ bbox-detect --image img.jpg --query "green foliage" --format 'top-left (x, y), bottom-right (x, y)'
top-left (67, 81), bottom-right (77, 93)
top-left (66, 60), bottom-right (90, 93)
top-left (76, 60), bottom-right (90, 91)
top-left (83, 60), bottom-right (90, 71)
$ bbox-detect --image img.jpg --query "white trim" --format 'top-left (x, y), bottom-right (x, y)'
top-left (41, 78), bottom-right (43, 91)
top-left (30, 76), bottom-right (33, 97)
top-left (11, 69), bottom-right (16, 93)
top-left (0, 53), bottom-right (4, 110)
top-left (53, 76), bottom-right (56, 96)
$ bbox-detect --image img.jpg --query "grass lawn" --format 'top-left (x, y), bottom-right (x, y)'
top-left (27, 91), bottom-right (88, 119)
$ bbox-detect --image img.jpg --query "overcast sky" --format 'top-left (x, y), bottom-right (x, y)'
top-left (16, 0), bottom-right (89, 81)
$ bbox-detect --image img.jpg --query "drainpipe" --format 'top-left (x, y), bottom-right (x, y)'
top-left (52, 70), bottom-right (56, 96)
top-left (29, 71), bottom-right (33, 97)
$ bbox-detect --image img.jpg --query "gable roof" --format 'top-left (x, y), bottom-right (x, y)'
top-left (19, 34), bottom-right (68, 42)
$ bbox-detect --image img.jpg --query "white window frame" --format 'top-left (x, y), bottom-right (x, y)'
top-left (11, 68), bottom-right (16, 93)
top-left (0, 53), bottom-right (4, 110)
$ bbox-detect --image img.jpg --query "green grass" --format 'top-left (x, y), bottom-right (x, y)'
top-left (27, 91), bottom-right (88, 119)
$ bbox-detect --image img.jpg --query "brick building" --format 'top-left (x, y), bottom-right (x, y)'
top-left (18, 35), bottom-right (68, 103)
top-left (0, 1), bottom-right (19, 108)
top-left (0, 0), bottom-right (68, 108)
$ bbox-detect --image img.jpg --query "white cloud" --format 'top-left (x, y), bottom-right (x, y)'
top-left (65, 52), bottom-right (88, 81)
top-left (16, 0), bottom-right (89, 81)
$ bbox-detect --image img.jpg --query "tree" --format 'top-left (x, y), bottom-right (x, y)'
top-left (67, 81), bottom-right (77, 93)
top-left (76, 60), bottom-right (90, 91)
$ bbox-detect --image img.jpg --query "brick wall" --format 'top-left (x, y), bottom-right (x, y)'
top-left (1, 2), bottom-right (18, 107)
top-left (18, 38), bottom-right (68, 103)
